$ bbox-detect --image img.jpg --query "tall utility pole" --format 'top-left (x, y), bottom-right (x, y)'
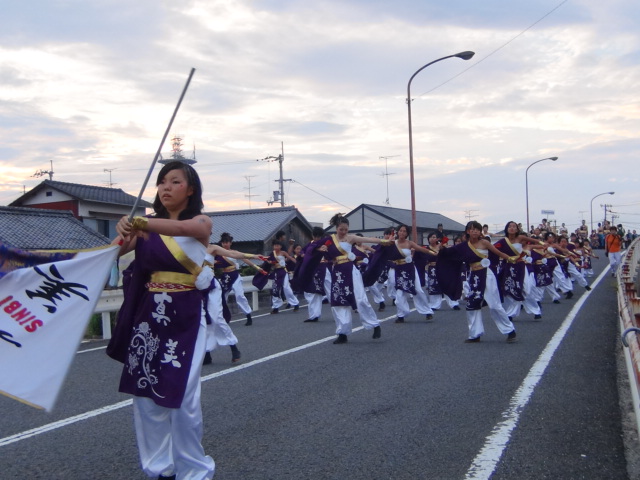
top-left (379, 155), bottom-right (399, 205)
top-left (243, 175), bottom-right (258, 209)
top-left (258, 142), bottom-right (291, 207)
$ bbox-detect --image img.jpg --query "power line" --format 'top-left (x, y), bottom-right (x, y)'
top-left (417, 0), bottom-right (569, 98)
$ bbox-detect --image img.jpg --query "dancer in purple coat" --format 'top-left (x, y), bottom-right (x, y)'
top-left (108, 161), bottom-right (215, 480)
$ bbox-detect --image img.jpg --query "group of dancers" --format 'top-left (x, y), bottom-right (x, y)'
top-left (106, 160), bottom-right (599, 480)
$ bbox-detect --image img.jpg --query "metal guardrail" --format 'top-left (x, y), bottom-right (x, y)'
top-left (617, 237), bottom-right (640, 436)
top-left (93, 276), bottom-right (271, 339)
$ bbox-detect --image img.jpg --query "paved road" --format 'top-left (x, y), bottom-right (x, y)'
top-left (0, 256), bottom-right (633, 479)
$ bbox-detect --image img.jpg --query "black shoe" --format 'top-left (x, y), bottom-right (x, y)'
top-left (585, 285), bottom-right (591, 291)
top-left (537, 301), bottom-right (542, 308)
top-left (565, 291), bottom-right (573, 299)
top-left (202, 351), bottom-right (212, 365)
top-left (426, 314), bottom-right (434, 320)
top-left (372, 325), bottom-right (381, 339)
top-left (333, 334), bottom-right (348, 344)
top-left (271, 308), bottom-right (279, 314)
top-left (230, 345), bottom-right (241, 363)
top-left (395, 316), bottom-right (404, 323)
top-left (508, 316), bottom-right (513, 321)
top-left (464, 337), bottom-right (481, 343)
top-left (378, 301), bottom-right (385, 311)
top-left (507, 330), bottom-right (517, 343)
top-left (392, 299), bottom-right (396, 306)
top-left (245, 314), bottom-right (252, 326)
top-left (534, 314), bottom-right (542, 320)
top-left (322, 298), bottom-right (329, 304)
top-left (553, 299), bottom-right (560, 304)
top-left (293, 305), bottom-right (300, 312)
top-left (304, 317), bottom-right (318, 322)
top-left (158, 475), bottom-right (176, 480)
top-left (453, 305), bottom-right (461, 310)
top-left (285, 303), bottom-right (291, 309)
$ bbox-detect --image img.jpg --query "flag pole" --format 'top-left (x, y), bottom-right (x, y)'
top-left (128, 67), bottom-right (196, 220)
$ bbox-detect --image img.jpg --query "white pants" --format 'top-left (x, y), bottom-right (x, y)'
top-left (552, 265), bottom-right (573, 293)
top-left (389, 267), bottom-right (433, 317)
top-left (567, 262), bottom-right (587, 287)
top-left (608, 251), bottom-right (622, 274)
top-left (205, 279), bottom-right (238, 351)
top-left (304, 291), bottom-right (323, 319)
top-left (369, 281), bottom-right (386, 304)
top-left (332, 266), bottom-right (379, 335)
top-left (133, 315), bottom-right (215, 480)
top-left (466, 269), bottom-right (515, 339)
top-left (503, 271), bottom-right (541, 317)
top-left (272, 273), bottom-right (299, 309)
top-left (225, 276), bottom-right (252, 315)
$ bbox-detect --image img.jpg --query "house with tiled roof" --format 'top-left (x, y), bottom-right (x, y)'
top-left (9, 180), bottom-right (152, 239)
top-left (206, 206), bottom-right (314, 254)
top-left (0, 206), bottom-right (110, 250)
top-left (324, 204), bottom-right (465, 244)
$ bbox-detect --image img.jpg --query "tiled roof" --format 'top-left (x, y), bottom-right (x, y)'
top-left (351, 204), bottom-right (466, 231)
top-left (0, 206), bottom-right (110, 250)
top-left (10, 180), bottom-right (153, 208)
top-left (206, 206), bottom-right (311, 243)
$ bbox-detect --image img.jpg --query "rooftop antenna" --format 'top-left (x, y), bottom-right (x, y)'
top-left (104, 168), bottom-right (117, 188)
top-left (244, 175), bottom-right (258, 209)
top-left (379, 155), bottom-right (399, 205)
top-left (32, 159), bottom-right (54, 181)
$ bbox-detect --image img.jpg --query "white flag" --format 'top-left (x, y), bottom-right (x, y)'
top-left (0, 245), bottom-right (119, 411)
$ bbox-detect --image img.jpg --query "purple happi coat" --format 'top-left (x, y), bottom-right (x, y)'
top-left (437, 242), bottom-right (493, 311)
top-left (108, 233), bottom-right (205, 409)
top-left (320, 235), bottom-right (357, 310)
top-left (493, 238), bottom-right (525, 302)
top-left (531, 249), bottom-right (553, 287)
top-left (215, 255), bottom-right (239, 295)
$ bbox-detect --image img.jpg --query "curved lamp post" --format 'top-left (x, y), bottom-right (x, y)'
top-left (525, 156), bottom-right (558, 233)
top-left (407, 50), bottom-right (475, 242)
top-left (590, 191), bottom-right (615, 233)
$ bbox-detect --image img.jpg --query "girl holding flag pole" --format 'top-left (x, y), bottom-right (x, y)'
top-left (108, 161), bottom-right (215, 480)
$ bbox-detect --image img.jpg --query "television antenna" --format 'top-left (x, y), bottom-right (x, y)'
top-left (32, 159), bottom-right (54, 181)
top-left (243, 175), bottom-right (258, 209)
top-left (104, 168), bottom-right (117, 188)
top-left (379, 155), bottom-right (399, 205)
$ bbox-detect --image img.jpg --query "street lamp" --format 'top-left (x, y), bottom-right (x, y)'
top-left (525, 156), bottom-right (558, 233)
top-left (407, 50), bottom-right (475, 242)
top-left (590, 191), bottom-right (615, 233)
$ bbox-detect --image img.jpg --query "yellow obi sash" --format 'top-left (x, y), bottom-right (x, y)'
top-left (147, 271), bottom-right (196, 292)
top-left (334, 255), bottom-right (352, 265)
top-left (222, 265), bottom-right (237, 273)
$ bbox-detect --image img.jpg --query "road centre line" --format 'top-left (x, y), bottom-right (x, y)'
top-left (464, 265), bottom-right (611, 480)
top-left (0, 313), bottom-right (397, 448)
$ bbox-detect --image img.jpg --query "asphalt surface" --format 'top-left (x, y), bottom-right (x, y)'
top-left (0, 255), bottom-right (636, 480)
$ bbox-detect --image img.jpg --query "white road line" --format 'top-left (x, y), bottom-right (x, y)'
top-left (464, 266), bottom-right (610, 480)
top-left (0, 313), bottom-right (396, 448)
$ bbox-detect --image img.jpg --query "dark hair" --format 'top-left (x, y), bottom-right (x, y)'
top-left (272, 240), bottom-right (284, 248)
top-left (329, 213), bottom-right (348, 228)
top-left (275, 230), bottom-right (286, 240)
top-left (312, 226), bottom-right (325, 238)
top-left (219, 232), bottom-right (233, 244)
top-left (504, 221), bottom-right (521, 238)
top-left (466, 221), bottom-right (483, 232)
top-left (383, 227), bottom-right (394, 235)
top-left (152, 161), bottom-right (204, 220)
top-left (428, 232), bottom-right (439, 241)
top-left (543, 231), bottom-right (555, 241)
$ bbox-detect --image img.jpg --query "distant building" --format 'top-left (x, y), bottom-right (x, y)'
top-left (324, 204), bottom-right (465, 244)
top-left (10, 180), bottom-right (152, 239)
top-left (206, 206), bottom-right (314, 255)
top-left (0, 206), bottom-right (110, 250)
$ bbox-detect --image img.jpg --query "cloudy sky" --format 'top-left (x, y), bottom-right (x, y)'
top-left (1, 0), bottom-right (639, 234)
